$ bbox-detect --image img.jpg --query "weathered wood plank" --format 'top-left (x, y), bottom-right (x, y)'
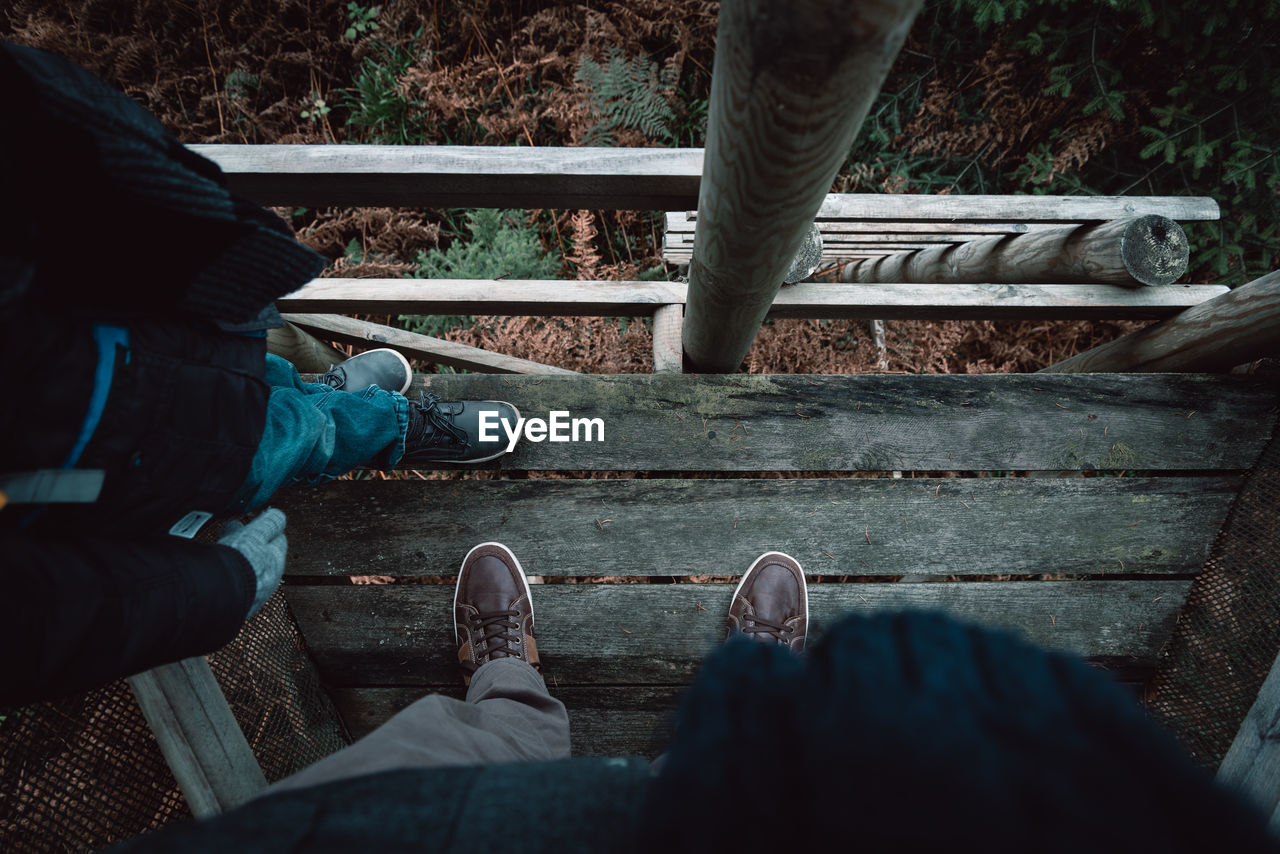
top-left (192, 145), bottom-right (704, 210)
top-left (278, 279), bottom-right (686, 316)
top-left (330, 686), bottom-right (682, 756)
top-left (284, 580), bottom-right (1191, 687)
top-left (330, 679), bottom-right (1144, 755)
top-left (1044, 269), bottom-right (1280, 373)
top-left (667, 214), bottom-right (1061, 234)
top-left (192, 141), bottom-right (1222, 223)
top-left (1216, 649), bottom-right (1280, 819)
top-left (767, 283), bottom-right (1228, 321)
top-left (277, 278), bottom-right (1228, 321)
top-left (841, 217), bottom-right (1190, 288)
top-left (128, 658), bottom-right (267, 818)
top-left (682, 0), bottom-right (924, 371)
top-left (651, 304), bottom-right (683, 373)
top-left (276, 477), bottom-right (1236, 578)
top-left (378, 373), bottom-right (1277, 471)
top-left (266, 321), bottom-right (348, 373)
top-left (283, 313), bottom-right (576, 374)
top-left (680, 195), bottom-right (1221, 223)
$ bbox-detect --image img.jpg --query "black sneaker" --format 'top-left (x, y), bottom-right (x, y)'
top-left (319, 348), bottom-right (412, 395)
top-left (400, 393), bottom-right (522, 466)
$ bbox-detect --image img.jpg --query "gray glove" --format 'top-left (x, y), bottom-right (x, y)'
top-left (218, 508), bottom-right (288, 618)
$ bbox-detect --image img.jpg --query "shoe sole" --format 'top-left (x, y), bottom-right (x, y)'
top-left (730, 551), bottom-right (808, 646)
top-left (365, 348), bottom-right (413, 395)
top-left (454, 541), bottom-right (536, 649)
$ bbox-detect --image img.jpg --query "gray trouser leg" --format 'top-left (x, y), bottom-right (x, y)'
top-left (262, 659), bottom-right (569, 796)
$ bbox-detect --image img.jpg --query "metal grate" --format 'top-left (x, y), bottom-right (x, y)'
top-left (1149, 405), bottom-right (1280, 767)
top-left (0, 591), bottom-right (348, 852)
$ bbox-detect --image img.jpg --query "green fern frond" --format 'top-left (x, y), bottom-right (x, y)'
top-left (576, 48), bottom-right (677, 145)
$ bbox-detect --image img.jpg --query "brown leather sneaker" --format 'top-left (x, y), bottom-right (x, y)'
top-left (454, 542), bottom-right (541, 685)
top-left (726, 552), bottom-right (808, 652)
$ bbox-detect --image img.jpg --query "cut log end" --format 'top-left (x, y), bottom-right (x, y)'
top-left (1122, 215), bottom-right (1190, 287)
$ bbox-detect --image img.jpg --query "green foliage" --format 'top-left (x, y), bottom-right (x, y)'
top-left (343, 2), bottom-right (380, 41)
top-left (344, 41), bottom-right (437, 145)
top-left (575, 49), bottom-right (677, 145)
top-left (399, 209), bottom-right (561, 338)
top-left (299, 90), bottom-right (330, 122)
top-left (223, 69), bottom-right (259, 102)
top-left (849, 0), bottom-right (1280, 283)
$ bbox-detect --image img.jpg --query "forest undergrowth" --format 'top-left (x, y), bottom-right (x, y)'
top-left (5, 0), bottom-right (1275, 374)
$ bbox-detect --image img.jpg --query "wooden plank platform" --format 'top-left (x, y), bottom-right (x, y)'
top-left (283, 579), bottom-right (1191, 755)
top-left (275, 372), bottom-right (1275, 758)
top-left (371, 373), bottom-right (1275, 472)
top-left (284, 580), bottom-right (1191, 687)
top-left (277, 477), bottom-right (1235, 578)
top-left (278, 279), bottom-right (1228, 321)
top-left (192, 145), bottom-right (703, 210)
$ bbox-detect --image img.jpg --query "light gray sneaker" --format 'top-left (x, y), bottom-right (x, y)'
top-left (319, 348), bottom-right (413, 394)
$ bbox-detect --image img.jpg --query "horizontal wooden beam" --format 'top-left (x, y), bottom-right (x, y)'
top-left (191, 143), bottom-right (1221, 221)
top-left (284, 372), bottom-right (1277, 471)
top-left (192, 144), bottom-right (703, 209)
top-left (1043, 270), bottom-right (1280, 373)
top-left (284, 313), bottom-right (577, 374)
top-left (274, 477), bottom-right (1234, 578)
top-left (277, 279), bottom-right (1228, 321)
top-left (331, 685), bottom-right (684, 756)
top-left (284, 579), bottom-right (1192, 687)
top-left (676, 194), bottom-right (1220, 223)
top-left (276, 279), bottom-right (685, 317)
top-left (334, 679), bottom-right (1144, 755)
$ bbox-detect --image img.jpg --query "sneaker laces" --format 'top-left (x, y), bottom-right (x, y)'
top-left (460, 609), bottom-right (532, 675)
top-left (407, 392), bottom-right (467, 449)
top-left (741, 613), bottom-right (795, 644)
top-left (319, 364), bottom-right (346, 389)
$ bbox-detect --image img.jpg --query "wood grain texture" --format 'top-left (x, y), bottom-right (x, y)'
top-left (127, 658), bottom-right (267, 817)
top-left (191, 144), bottom-right (704, 209)
top-left (266, 321), bottom-right (348, 373)
top-left (283, 313), bottom-right (576, 374)
top-left (812, 194), bottom-right (1220, 222)
top-left (840, 217), bottom-right (1190, 287)
top-left (277, 279), bottom-right (686, 316)
top-left (670, 196), bottom-right (1221, 225)
top-left (651, 304), bottom-right (683, 373)
top-left (276, 278), bottom-right (1227, 321)
top-left (683, 0), bottom-right (924, 371)
top-left (283, 580), bottom-right (1191, 687)
top-left (1043, 269), bottom-right (1280, 373)
top-left (275, 477), bottom-right (1236, 578)
top-left (364, 373), bottom-right (1278, 471)
top-left (1216, 649), bottom-right (1280, 819)
top-left (330, 685), bottom-right (682, 756)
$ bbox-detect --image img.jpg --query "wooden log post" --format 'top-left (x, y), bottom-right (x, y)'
top-left (841, 216), bottom-right (1190, 288)
top-left (682, 0), bottom-right (924, 372)
top-left (1042, 269), bottom-right (1280, 373)
top-left (651, 304), bottom-right (684, 373)
top-left (266, 320), bottom-right (348, 372)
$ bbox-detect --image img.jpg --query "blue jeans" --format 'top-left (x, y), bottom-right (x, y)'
top-left (232, 354), bottom-right (410, 512)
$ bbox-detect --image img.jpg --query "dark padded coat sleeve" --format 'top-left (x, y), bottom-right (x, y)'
top-left (0, 41), bottom-right (325, 323)
top-left (0, 531), bottom-right (255, 708)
